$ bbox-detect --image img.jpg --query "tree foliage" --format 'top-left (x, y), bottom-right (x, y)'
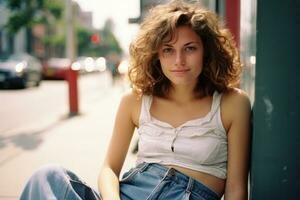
top-left (2, 0), bottom-right (123, 58)
top-left (3, 0), bottom-right (63, 33)
top-left (77, 19), bottom-right (123, 57)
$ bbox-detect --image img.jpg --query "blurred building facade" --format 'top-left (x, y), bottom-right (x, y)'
top-left (0, 0), bottom-right (94, 60)
top-left (0, 2), bottom-right (11, 55)
top-left (129, 0), bottom-right (168, 23)
top-left (0, 2), bottom-right (26, 56)
top-left (77, 9), bottom-right (93, 30)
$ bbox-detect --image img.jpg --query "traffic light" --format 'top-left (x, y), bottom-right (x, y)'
top-left (90, 34), bottom-right (100, 44)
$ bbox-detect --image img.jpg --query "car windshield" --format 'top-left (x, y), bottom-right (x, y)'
top-left (8, 54), bottom-right (29, 61)
top-left (0, 54), bottom-right (9, 61)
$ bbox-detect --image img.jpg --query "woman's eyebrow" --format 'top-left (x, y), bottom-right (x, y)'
top-left (162, 41), bottom-right (200, 47)
top-left (184, 41), bottom-right (199, 46)
top-left (162, 43), bottom-right (173, 47)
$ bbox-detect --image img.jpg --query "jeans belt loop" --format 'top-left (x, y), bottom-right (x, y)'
top-left (138, 162), bottom-right (150, 173)
top-left (186, 177), bottom-right (194, 193)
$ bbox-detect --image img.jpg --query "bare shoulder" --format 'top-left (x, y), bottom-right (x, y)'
top-left (222, 88), bottom-right (251, 108)
top-left (221, 88), bottom-right (251, 131)
top-left (119, 89), bottom-right (143, 126)
top-left (120, 89), bottom-right (142, 105)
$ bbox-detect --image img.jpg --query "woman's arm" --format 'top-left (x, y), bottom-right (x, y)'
top-left (98, 91), bottom-right (140, 200)
top-left (222, 89), bottom-right (251, 200)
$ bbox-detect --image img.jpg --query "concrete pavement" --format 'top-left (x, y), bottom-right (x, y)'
top-left (0, 81), bottom-right (138, 200)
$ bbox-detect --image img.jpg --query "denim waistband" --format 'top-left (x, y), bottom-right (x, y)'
top-left (136, 162), bottom-right (220, 200)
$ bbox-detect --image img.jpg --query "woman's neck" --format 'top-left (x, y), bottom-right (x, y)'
top-left (168, 84), bottom-right (199, 104)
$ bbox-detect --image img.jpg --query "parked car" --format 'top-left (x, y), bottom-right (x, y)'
top-left (42, 58), bottom-right (71, 80)
top-left (0, 53), bottom-right (42, 88)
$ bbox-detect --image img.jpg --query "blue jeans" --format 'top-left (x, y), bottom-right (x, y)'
top-left (20, 163), bottom-right (220, 200)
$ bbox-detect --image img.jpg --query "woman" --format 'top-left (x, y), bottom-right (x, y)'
top-left (20, 1), bottom-right (251, 199)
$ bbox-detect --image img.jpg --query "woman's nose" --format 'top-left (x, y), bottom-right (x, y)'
top-left (175, 51), bottom-right (185, 66)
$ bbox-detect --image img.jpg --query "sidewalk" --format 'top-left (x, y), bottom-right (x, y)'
top-left (0, 84), bottom-right (138, 200)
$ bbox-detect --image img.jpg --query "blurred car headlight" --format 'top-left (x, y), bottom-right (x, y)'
top-left (15, 61), bottom-right (27, 73)
top-left (96, 57), bottom-right (106, 72)
top-left (84, 57), bottom-right (95, 72)
top-left (71, 62), bottom-right (81, 71)
top-left (118, 60), bottom-right (129, 74)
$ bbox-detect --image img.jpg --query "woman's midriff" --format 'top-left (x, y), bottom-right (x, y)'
top-left (165, 165), bottom-right (225, 197)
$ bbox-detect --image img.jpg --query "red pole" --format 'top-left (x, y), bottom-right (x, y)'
top-left (225, 0), bottom-right (240, 47)
top-left (225, 0), bottom-right (240, 88)
top-left (67, 67), bottom-right (79, 116)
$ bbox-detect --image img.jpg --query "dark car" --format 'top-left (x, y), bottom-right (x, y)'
top-left (0, 53), bottom-right (42, 88)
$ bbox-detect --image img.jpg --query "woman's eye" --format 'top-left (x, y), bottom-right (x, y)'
top-left (162, 48), bottom-right (174, 54)
top-left (185, 46), bottom-right (197, 52)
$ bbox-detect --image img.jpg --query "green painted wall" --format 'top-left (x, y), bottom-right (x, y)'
top-left (250, 0), bottom-right (300, 199)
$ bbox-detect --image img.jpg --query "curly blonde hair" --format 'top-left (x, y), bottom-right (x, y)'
top-left (128, 0), bottom-right (241, 97)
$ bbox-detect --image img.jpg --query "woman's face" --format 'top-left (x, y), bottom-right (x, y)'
top-left (158, 25), bottom-right (204, 87)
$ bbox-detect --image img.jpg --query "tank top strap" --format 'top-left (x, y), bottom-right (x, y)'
top-left (209, 91), bottom-right (223, 118)
top-left (139, 95), bottom-right (153, 126)
top-left (207, 91), bottom-right (226, 134)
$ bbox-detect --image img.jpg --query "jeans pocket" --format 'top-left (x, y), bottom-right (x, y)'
top-left (69, 179), bottom-right (101, 200)
top-left (120, 162), bottom-right (150, 183)
top-left (120, 167), bottom-right (140, 183)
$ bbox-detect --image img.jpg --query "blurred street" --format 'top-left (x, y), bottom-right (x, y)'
top-left (0, 71), bottom-right (111, 134)
top-left (0, 71), bottom-right (137, 200)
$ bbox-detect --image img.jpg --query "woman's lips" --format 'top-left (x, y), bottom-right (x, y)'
top-left (170, 69), bottom-right (190, 75)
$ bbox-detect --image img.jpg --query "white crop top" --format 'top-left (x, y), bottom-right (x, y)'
top-left (136, 91), bottom-right (228, 179)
